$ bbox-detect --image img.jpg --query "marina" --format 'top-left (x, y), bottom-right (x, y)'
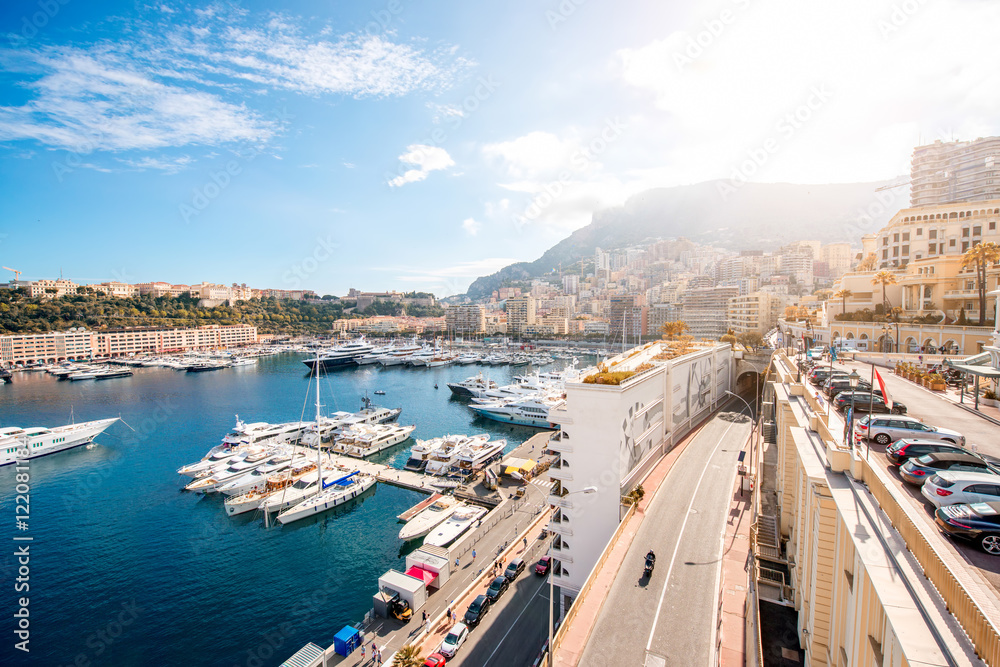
top-left (0, 349), bottom-right (584, 666)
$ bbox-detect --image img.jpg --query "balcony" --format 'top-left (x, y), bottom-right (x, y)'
top-left (547, 438), bottom-right (572, 454)
top-left (548, 520), bottom-right (573, 537)
top-left (548, 493), bottom-right (574, 509)
top-left (943, 289), bottom-right (979, 298)
top-left (549, 466), bottom-right (573, 482)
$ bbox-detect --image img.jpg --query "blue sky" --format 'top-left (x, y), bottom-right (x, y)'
top-left (1, 0), bottom-right (998, 297)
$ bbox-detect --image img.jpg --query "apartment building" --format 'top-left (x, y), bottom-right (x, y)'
top-left (682, 286), bottom-right (739, 339)
top-left (25, 279), bottom-right (78, 299)
top-left (445, 304), bottom-right (486, 335)
top-left (547, 342), bottom-right (733, 617)
top-left (506, 294), bottom-right (536, 335)
top-left (911, 136), bottom-right (1000, 206)
top-left (727, 292), bottom-right (786, 335)
top-left (87, 281), bottom-right (140, 298)
top-left (0, 328), bottom-right (92, 365)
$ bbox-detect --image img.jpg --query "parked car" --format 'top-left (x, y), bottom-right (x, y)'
top-left (534, 556), bottom-right (551, 575)
top-left (900, 452), bottom-right (999, 485)
top-left (423, 654), bottom-right (447, 667)
top-left (437, 623), bottom-right (469, 659)
top-left (855, 415), bottom-right (965, 447)
top-left (809, 368), bottom-right (848, 386)
top-left (935, 501), bottom-right (1000, 555)
top-left (823, 377), bottom-right (873, 399)
top-left (485, 575), bottom-right (509, 602)
top-left (833, 391), bottom-right (904, 415)
top-left (921, 471), bottom-right (1000, 508)
top-left (504, 558), bottom-right (525, 582)
top-left (885, 439), bottom-right (967, 466)
top-left (463, 594), bottom-right (491, 628)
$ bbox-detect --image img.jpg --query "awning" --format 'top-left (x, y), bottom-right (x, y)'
top-left (405, 566), bottom-right (437, 586)
top-left (503, 457), bottom-right (537, 475)
top-left (945, 354), bottom-right (1000, 379)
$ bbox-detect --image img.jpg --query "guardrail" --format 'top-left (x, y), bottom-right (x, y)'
top-left (859, 453), bottom-right (1000, 665)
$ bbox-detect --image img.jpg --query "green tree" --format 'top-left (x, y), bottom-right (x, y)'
top-left (961, 241), bottom-right (1000, 325)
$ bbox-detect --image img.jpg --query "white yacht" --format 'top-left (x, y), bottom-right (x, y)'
top-left (455, 353), bottom-right (480, 365)
top-left (275, 471), bottom-right (376, 525)
top-left (183, 450), bottom-right (273, 492)
top-left (403, 437), bottom-right (449, 472)
top-left (446, 373), bottom-right (498, 399)
top-left (217, 455), bottom-right (295, 496)
top-left (259, 468), bottom-right (341, 514)
top-left (332, 423), bottom-right (415, 458)
top-left (0, 418), bottom-right (119, 467)
top-left (355, 345), bottom-right (396, 365)
top-left (424, 505), bottom-right (487, 547)
top-left (224, 462), bottom-right (317, 516)
top-left (398, 497), bottom-right (460, 541)
top-left (377, 342), bottom-right (425, 366)
top-left (451, 438), bottom-right (506, 476)
top-left (229, 357), bottom-right (257, 367)
top-left (302, 340), bottom-right (374, 370)
top-left (300, 412), bottom-right (354, 447)
top-left (333, 397), bottom-right (402, 431)
top-left (468, 394), bottom-right (565, 429)
top-left (424, 435), bottom-right (482, 476)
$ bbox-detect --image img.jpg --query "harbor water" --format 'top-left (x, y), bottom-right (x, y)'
top-left (0, 353), bottom-right (580, 666)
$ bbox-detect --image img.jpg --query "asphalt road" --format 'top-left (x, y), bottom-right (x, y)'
top-left (578, 408), bottom-right (753, 667)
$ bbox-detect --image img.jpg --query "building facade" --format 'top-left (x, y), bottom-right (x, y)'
top-left (445, 304), bottom-right (486, 335)
top-left (727, 292), bottom-right (786, 335)
top-left (506, 294), bottom-right (536, 335)
top-left (911, 136), bottom-right (1000, 207)
top-left (682, 286), bottom-right (739, 339)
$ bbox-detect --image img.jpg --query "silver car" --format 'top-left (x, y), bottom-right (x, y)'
top-left (855, 414), bottom-right (965, 447)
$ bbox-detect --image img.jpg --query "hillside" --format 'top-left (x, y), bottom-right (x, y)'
top-left (467, 179), bottom-right (900, 299)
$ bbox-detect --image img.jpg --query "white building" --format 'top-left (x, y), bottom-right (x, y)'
top-left (547, 342), bottom-right (734, 615)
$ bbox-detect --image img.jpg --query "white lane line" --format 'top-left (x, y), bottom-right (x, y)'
top-left (644, 418), bottom-right (739, 653)
top-left (482, 577), bottom-right (548, 666)
top-left (707, 434), bottom-right (746, 666)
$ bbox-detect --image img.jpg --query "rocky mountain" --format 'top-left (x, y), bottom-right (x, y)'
top-left (466, 179), bottom-right (901, 300)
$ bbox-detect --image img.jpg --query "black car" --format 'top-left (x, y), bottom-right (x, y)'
top-left (885, 439), bottom-right (966, 466)
top-left (935, 501), bottom-right (1000, 555)
top-left (823, 378), bottom-right (872, 399)
top-left (485, 575), bottom-right (509, 602)
top-left (463, 594), bottom-right (491, 628)
top-left (808, 368), bottom-right (848, 386)
top-left (900, 452), bottom-right (1000, 485)
top-left (833, 392), bottom-right (904, 415)
top-left (504, 558), bottom-right (525, 582)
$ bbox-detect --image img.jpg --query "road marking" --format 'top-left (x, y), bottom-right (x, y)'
top-left (644, 652), bottom-right (667, 667)
top-left (644, 417), bottom-right (740, 654)
top-left (481, 577), bottom-right (548, 666)
top-left (707, 440), bottom-right (744, 667)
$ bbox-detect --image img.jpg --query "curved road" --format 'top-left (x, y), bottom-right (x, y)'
top-left (579, 408), bottom-right (752, 667)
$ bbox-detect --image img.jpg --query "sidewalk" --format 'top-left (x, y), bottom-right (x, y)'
top-left (717, 471), bottom-right (752, 667)
top-left (552, 415), bottom-right (713, 666)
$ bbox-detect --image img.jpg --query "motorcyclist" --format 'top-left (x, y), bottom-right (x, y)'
top-left (646, 550), bottom-right (655, 562)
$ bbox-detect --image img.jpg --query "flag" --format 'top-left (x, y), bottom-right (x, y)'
top-left (874, 367), bottom-right (893, 410)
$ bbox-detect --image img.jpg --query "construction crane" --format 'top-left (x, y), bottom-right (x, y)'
top-left (2, 266), bottom-right (22, 281)
top-left (875, 178), bottom-right (910, 192)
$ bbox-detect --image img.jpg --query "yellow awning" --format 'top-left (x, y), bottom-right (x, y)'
top-left (503, 458), bottom-right (536, 475)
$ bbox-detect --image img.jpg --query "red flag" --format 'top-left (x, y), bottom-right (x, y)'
top-left (874, 368), bottom-right (892, 410)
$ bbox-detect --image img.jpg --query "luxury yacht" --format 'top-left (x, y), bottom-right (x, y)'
top-left (468, 394), bottom-right (565, 429)
top-left (446, 373), bottom-right (498, 399)
top-left (0, 418), bottom-right (119, 467)
top-left (302, 340), bottom-right (374, 370)
top-left (398, 497), bottom-right (460, 541)
top-left (331, 423), bottom-right (415, 458)
top-left (275, 471), bottom-right (376, 525)
top-left (424, 506), bottom-right (487, 548)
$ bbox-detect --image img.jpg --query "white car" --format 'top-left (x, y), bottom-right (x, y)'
top-left (855, 415), bottom-right (965, 447)
top-left (438, 622), bottom-right (469, 658)
top-left (921, 471), bottom-right (1000, 508)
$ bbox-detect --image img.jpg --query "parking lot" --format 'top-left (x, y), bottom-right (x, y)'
top-left (818, 358), bottom-right (1000, 592)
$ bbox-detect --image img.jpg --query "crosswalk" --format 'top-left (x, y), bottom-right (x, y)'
top-left (531, 478), bottom-right (554, 490)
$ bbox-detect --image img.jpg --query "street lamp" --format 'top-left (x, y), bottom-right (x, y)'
top-left (726, 388), bottom-right (758, 480)
top-left (549, 485), bottom-right (597, 664)
top-left (847, 369), bottom-right (860, 449)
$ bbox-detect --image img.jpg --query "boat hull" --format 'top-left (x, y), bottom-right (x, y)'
top-left (276, 477), bottom-right (376, 524)
top-left (0, 418), bottom-right (118, 467)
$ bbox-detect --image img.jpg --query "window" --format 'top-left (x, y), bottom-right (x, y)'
top-left (893, 247), bottom-right (899, 257)
top-left (902, 245), bottom-right (909, 256)
top-left (882, 249), bottom-right (889, 260)
top-left (883, 237), bottom-right (889, 246)
top-left (916, 228), bottom-right (922, 236)
top-left (974, 226), bottom-right (982, 236)
top-left (963, 228), bottom-right (970, 237)
top-left (962, 242), bottom-right (970, 252)
top-left (893, 233), bottom-right (900, 242)
top-left (929, 229), bottom-right (937, 239)
top-left (950, 239), bottom-right (957, 247)
top-left (928, 244), bottom-right (936, 254)
top-left (991, 222), bottom-right (997, 231)
top-left (902, 232), bottom-right (910, 242)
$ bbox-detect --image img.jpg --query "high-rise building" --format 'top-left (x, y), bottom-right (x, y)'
top-left (608, 295), bottom-right (644, 343)
top-left (562, 274), bottom-right (580, 295)
top-left (682, 286), bottom-right (739, 339)
top-left (910, 136), bottom-right (1000, 206)
top-left (727, 292), bottom-right (786, 335)
top-left (445, 304), bottom-right (485, 335)
top-left (819, 242), bottom-right (853, 279)
top-left (505, 294), bottom-right (536, 335)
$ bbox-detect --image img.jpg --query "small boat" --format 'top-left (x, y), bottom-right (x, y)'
top-left (396, 492), bottom-right (443, 522)
top-left (374, 390), bottom-right (386, 395)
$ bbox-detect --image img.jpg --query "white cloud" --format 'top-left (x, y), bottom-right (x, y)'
top-left (387, 144), bottom-right (455, 187)
top-left (482, 131), bottom-right (582, 179)
top-left (117, 154), bottom-right (194, 172)
top-left (461, 217), bottom-right (482, 235)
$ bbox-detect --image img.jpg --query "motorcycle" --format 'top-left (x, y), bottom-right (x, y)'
top-left (644, 552), bottom-right (655, 578)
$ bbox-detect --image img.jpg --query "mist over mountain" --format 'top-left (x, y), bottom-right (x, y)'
top-left (466, 179), bottom-right (901, 300)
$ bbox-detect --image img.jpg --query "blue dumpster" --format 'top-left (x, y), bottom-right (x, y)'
top-left (333, 626), bottom-right (361, 657)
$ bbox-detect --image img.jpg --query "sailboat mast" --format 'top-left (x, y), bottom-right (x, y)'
top-left (314, 350), bottom-right (322, 496)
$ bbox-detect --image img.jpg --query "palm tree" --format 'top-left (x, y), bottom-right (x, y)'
top-left (660, 321), bottom-right (689, 340)
top-left (834, 289), bottom-right (853, 317)
top-left (961, 241), bottom-right (1000, 325)
top-left (870, 270), bottom-right (897, 318)
top-left (391, 644), bottom-right (423, 667)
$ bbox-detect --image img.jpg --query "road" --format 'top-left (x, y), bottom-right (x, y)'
top-left (578, 409), bottom-right (753, 667)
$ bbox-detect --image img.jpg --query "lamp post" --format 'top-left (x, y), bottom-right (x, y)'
top-left (847, 369), bottom-right (860, 450)
top-left (726, 389), bottom-right (757, 475)
top-left (549, 484), bottom-right (597, 664)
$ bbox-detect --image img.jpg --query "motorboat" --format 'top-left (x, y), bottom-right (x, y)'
top-left (0, 418), bottom-right (119, 467)
top-left (216, 455), bottom-right (294, 496)
top-left (302, 340), bottom-right (374, 370)
top-left (451, 438), bottom-right (506, 476)
top-left (424, 436), bottom-right (481, 476)
top-left (275, 471), bottom-right (376, 525)
top-left (424, 505), bottom-right (487, 547)
top-left (398, 497), bottom-right (460, 541)
top-left (354, 345), bottom-right (396, 365)
top-left (229, 357), bottom-right (257, 367)
top-left (468, 394), bottom-right (565, 429)
top-left (300, 412), bottom-right (354, 448)
top-left (377, 342), bottom-right (424, 366)
top-left (183, 450), bottom-right (273, 492)
top-left (446, 373), bottom-right (498, 399)
top-left (332, 423), bottom-right (415, 458)
top-left (258, 468), bottom-right (341, 513)
top-left (224, 462), bottom-right (317, 516)
top-left (403, 437), bottom-right (448, 472)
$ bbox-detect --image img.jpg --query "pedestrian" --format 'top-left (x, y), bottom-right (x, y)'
top-left (524, 537), bottom-right (528, 549)
top-left (361, 643), bottom-right (365, 662)
top-left (422, 610), bottom-right (428, 627)
top-left (455, 557), bottom-right (460, 568)
top-left (446, 606), bottom-right (452, 623)
top-left (472, 549), bottom-right (477, 561)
